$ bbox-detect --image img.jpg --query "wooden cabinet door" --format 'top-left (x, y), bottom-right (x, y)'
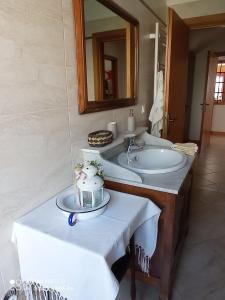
top-left (200, 52), bottom-right (217, 151)
top-left (164, 8), bottom-right (189, 143)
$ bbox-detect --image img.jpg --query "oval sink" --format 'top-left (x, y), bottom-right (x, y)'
top-left (117, 148), bottom-right (187, 175)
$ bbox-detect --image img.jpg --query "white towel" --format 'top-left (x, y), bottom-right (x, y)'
top-left (149, 70), bottom-right (164, 137)
top-left (12, 188), bottom-right (161, 300)
top-left (172, 143), bottom-right (198, 156)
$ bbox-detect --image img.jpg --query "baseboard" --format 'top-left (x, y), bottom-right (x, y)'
top-left (211, 131), bottom-right (225, 136)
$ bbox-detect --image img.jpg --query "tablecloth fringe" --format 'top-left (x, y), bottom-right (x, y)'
top-left (18, 281), bottom-right (67, 300)
top-left (135, 245), bottom-right (150, 275)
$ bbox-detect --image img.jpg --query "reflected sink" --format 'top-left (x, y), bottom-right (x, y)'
top-left (117, 148), bottom-right (187, 175)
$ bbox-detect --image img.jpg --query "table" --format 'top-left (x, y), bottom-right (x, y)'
top-left (13, 187), bottom-right (161, 300)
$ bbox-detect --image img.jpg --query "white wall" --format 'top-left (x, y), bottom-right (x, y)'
top-left (212, 105), bottom-right (225, 132)
top-left (0, 0), bottom-right (167, 297)
top-left (189, 28), bottom-right (225, 140)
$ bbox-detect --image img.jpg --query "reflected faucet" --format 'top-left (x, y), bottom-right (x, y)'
top-left (125, 137), bottom-right (144, 164)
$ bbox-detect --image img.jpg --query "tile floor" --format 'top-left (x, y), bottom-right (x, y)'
top-left (117, 136), bottom-right (225, 300)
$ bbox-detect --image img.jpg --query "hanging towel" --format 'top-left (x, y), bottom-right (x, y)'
top-left (172, 143), bottom-right (198, 156)
top-left (149, 70), bottom-right (164, 137)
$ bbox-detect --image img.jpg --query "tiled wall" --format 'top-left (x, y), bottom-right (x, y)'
top-left (0, 0), bottom-right (166, 296)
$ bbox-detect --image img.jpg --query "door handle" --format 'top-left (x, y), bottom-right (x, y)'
top-left (167, 114), bottom-right (177, 135)
top-left (168, 117), bottom-right (177, 123)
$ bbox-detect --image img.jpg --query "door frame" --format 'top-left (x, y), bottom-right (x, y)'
top-left (199, 52), bottom-right (215, 151)
top-left (183, 13), bottom-right (225, 30)
top-left (178, 14), bottom-right (225, 150)
top-left (163, 8), bottom-right (189, 142)
top-left (200, 51), bottom-right (225, 148)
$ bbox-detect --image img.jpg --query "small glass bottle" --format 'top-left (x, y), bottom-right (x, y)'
top-left (128, 109), bottom-right (135, 132)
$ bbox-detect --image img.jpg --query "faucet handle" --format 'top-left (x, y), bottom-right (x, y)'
top-left (129, 137), bottom-right (135, 145)
top-left (124, 136), bottom-right (135, 151)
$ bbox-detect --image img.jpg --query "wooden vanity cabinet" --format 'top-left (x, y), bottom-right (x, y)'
top-left (105, 169), bottom-right (193, 300)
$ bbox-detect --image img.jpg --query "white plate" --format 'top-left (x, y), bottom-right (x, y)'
top-left (56, 189), bottom-right (110, 221)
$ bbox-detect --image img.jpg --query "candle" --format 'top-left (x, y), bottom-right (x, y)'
top-left (107, 121), bottom-right (117, 139)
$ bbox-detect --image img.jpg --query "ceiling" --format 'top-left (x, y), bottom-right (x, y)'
top-left (167, 0), bottom-right (225, 19)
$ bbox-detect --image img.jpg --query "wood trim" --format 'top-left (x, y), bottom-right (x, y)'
top-left (162, 9), bottom-right (172, 138)
top-left (73, 0), bottom-right (87, 114)
top-left (73, 0), bottom-right (139, 114)
top-left (126, 24), bottom-right (135, 98)
top-left (199, 52), bottom-right (212, 150)
top-left (214, 58), bottom-right (225, 105)
top-left (214, 51), bottom-right (225, 57)
top-left (184, 13), bottom-right (225, 30)
top-left (211, 131), bottom-right (225, 136)
top-left (214, 101), bottom-right (225, 105)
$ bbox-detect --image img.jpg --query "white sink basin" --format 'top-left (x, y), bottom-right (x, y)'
top-left (117, 148), bottom-right (187, 174)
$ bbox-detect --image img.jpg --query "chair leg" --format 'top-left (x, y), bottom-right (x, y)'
top-left (130, 236), bottom-right (136, 300)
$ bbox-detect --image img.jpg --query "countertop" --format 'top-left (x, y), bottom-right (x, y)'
top-left (105, 153), bottom-right (195, 195)
top-left (81, 129), bottom-right (196, 195)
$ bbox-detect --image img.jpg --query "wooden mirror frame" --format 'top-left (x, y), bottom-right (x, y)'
top-left (73, 0), bottom-right (139, 114)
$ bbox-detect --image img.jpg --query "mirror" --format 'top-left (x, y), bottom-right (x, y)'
top-left (73, 0), bottom-right (139, 113)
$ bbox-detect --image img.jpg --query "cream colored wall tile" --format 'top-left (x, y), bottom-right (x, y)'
top-left (0, 14), bottom-right (64, 51)
top-left (24, 19), bottom-right (64, 49)
top-left (65, 66), bottom-right (77, 109)
top-left (69, 108), bottom-right (114, 142)
top-left (0, 0), bottom-right (29, 23)
top-left (62, 0), bottom-right (74, 19)
top-left (0, 82), bottom-right (67, 116)
top-left (0, 109), bottom-right (72, 203)
top-left (0, 37), bottom-right (22, 60)
top-left (22, 44), bottom-right (65, 66)
top-left (62, 0), bottom-right (76, 67)
top-left (0, 61), bottom-right (38, 84)
top-left (38, 65), bottom-right (66, 89)
top-left (28, 0), bottom-right (63, 21)
top-left (63, 22), bottom-right (76, 67)
top-left (0, 6), bottom-right (63, 49)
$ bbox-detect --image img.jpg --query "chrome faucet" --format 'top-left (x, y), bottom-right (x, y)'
top-left (125, 137), bottom-right (144, 164)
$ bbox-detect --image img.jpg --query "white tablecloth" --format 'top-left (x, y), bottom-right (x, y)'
top-left (13, 187), bottom-right (161, 300)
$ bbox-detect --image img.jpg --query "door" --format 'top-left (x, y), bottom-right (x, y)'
top-left (184, 52), bottom-right (195, 141)
top-left (200, 52), bottom-right (217, 151)
top-left (164, 8), bottom-right (189, 143)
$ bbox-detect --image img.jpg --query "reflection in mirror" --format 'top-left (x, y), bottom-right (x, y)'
top-left (73, 0), bottom-right (138, 113)
top-left (84, 0), bottom-right (133, 102)
top-left (104, 55), bottom-right (118, 99)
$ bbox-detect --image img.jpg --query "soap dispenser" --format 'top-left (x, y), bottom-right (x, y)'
top-left (128, 109), bottom-right (135, 132)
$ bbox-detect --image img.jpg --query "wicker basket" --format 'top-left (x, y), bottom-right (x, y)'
top-left (88, 130), bottom-right (113, 147)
